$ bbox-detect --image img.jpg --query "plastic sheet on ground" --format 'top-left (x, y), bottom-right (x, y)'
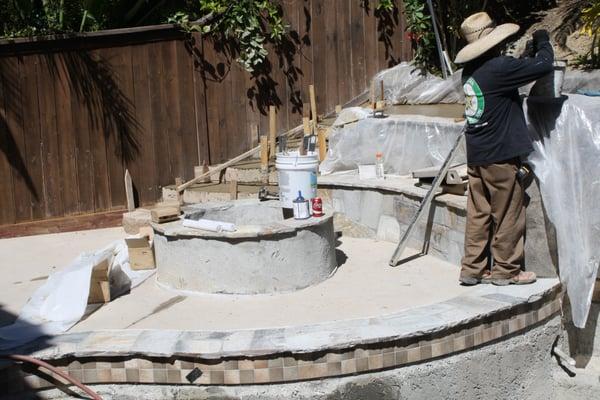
top-left (526, 94), bottom-right (600, 328)
top-left (373, 62), bottom-right (464, 105)
top-left (0, 240), bottom-right (154, 350)
top-left (320, 108), bottom-right (465, 175)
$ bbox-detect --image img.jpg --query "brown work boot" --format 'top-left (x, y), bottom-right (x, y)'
top-left (491, 271), bottom-right (537, 286)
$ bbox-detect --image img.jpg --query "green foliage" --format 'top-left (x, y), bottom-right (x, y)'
top-left (402, 0), bottom-right (437, 72)
top-left (398, 0), bottom-right (557, 74)
top-left (579, 0), bottom-right (600, 67)
top-left (169, 0), bottom-right (286, 73)
top-left (0, 1), bottom-right (189, 38)
top-left (376, 0), bottom-right (396, 11)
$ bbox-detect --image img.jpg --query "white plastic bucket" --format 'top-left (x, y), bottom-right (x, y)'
top-left (276, 152), bottom-right (319, 208)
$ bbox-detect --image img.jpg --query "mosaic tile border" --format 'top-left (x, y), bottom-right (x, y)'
top-left (0, 295), bottom-right (561, 392)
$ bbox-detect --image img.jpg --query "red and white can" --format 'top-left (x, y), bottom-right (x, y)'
top-left (311, 197), bottom-right (324, 217)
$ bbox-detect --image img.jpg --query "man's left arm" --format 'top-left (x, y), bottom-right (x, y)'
top-left (495, 30), bottom-right (555, 91)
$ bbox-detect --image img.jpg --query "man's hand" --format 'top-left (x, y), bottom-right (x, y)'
top-left (531, 29), bottom-right (550, 55)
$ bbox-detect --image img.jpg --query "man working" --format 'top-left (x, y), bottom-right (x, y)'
top-left (454, 12), bottom-right (554, 285)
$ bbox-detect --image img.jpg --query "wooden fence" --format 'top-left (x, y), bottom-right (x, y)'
top-left (0, 0), bottom-right (412, 226)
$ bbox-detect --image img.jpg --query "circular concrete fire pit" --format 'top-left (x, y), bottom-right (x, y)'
top-left (152, 200), bottom-right (337, 294)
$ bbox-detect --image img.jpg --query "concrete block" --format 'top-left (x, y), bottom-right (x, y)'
top-left (376, 215), bottom-right (400, 243)
top-left (208, 164), bottom-right (224, 183)
top-left (193, 165), bottom-right (211, 183)
top-left (183, 189), bottom-right (256, 204)
top-left (122, 208), bottom-right (152, 234)
top-left (359, 190), bottom-right (385, 230)
top-left (334, 189), bottom-right (362, 223)
top-left (161, 185), bottom-right (179, 203)
top-left (224, 166), bottom-right (278, 184)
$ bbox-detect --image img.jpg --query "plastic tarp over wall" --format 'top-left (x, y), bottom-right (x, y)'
top-left (373, 62), bottom-right (464, 104)
top-left (0, 241), bottom-right (154, 350)
top-left (320, 108), bottom-right (465, 175)
top-left (527, 94), bottom-right (600, 328)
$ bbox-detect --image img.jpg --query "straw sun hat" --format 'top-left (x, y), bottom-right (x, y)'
top-left (454, 12), bottom-right (520, 64)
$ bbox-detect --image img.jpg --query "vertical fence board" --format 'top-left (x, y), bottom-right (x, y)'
top-left (0, 59), bottom-right (16, 225)
top-left (190, 35), bottom-right (211, 167)
top-left (87, 50), bottom-right (112, 212)
top-left (162, 41), bottom-right (184, 181)
top-left (101, 47), bottom-right (126, 209)
top-left (37, 55), bottom-right (63, 217)
top-left (176, 40), bottom-right (199, 181)
top-left (70, 53), bottom-right (95, 214)
top-left (130, 44), bottom-right (158, 204)
top-left (230, 63), bottom-right (248, 157)
top-left (336, 0), bottom-right (351, 106)
top-left (21, 54), bottom-right (47, 220)
top-left (350, 0), bottom-right (367, 98)
top-left (311, 0), bottom-right (327, 119)
top-left (298, 0), bottom-right (314, 100)
top-left (1, 57), bottom-right (30, 222)
top-left (364, 3), bottom-right (379, 86)
top-left (53, 54), bottom-right (80, 215)
top-left (148, 41), bottom-right (172, 188)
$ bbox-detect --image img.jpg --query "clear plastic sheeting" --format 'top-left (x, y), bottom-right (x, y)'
top-left (0, 240), bottom-right (154, 350)
top-left (526, 94), bottom-right (600, 328)
top-left (320, 109), bottom-right (465, 175)
top-left (373, 62), bottom-right (464, 105)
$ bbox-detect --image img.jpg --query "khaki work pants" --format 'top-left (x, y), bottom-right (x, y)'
top-left (460, 159), bottom-right (525, 280)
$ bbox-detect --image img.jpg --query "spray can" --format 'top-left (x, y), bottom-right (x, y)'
top-left (311, 197), bottom-right (324, 217)
top-left (293, 191), bottom-right (311, 220)
top-left (375, 152), bottom-right (385, 179)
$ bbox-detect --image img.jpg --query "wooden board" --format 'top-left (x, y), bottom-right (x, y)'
top-left (130, 43), bottom-right (158, 205)
top-left (2, 57), bottom-right (31, 223)
top-left (101, 46), bottom-right (127, 211)
top-left (87, 258), bottom-right (110, 304)
top-left (350, 1), bottom-right (367, 98)
top-left (125, 236), bottom-right (155, 270)
top-left (53, 53), bottom-right (79, 216)
top-left (0, 58), bottom-right (16, 225)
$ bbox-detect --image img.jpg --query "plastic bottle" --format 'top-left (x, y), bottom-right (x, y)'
top-left (375, 152), bottom-right (385, 179)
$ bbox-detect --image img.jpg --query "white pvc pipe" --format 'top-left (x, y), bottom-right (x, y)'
top-left (182, 218), bottom-right (237, 233)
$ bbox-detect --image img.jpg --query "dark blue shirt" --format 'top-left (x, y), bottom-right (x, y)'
top-left (462, 41), bottom-right (554, 165)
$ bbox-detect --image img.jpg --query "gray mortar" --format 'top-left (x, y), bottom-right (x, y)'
top-left (30, 316), bottom-right (561, 400)
top-left (153, 201), bottom-right (337, 294)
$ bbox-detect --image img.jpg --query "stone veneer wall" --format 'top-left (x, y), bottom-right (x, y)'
top-left (318, 179), bottom-right (558, 278)
top-left (0, 290), bottom-right (560, 394)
